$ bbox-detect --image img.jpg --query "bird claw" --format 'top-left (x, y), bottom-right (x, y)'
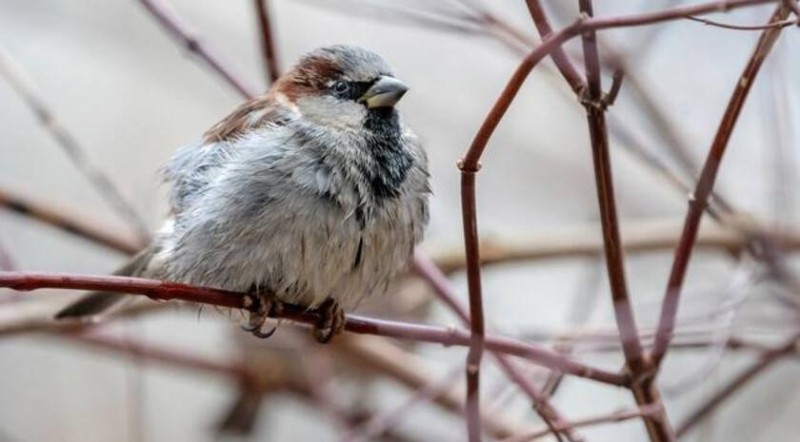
top-left (312, 298), bottom-right (345, 344)
top-left (242, 323), bottom-right (277, 339)
top-left (242, 294), bottom-right (284, 339)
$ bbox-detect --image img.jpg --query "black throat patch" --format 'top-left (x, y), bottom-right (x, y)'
top-left (362, 108), bottom-right (413, 201)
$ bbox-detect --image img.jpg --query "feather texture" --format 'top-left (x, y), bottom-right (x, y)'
top-left (55, 45), bottom-right (430, 318)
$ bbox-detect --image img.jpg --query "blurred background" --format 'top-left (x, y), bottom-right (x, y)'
top-left (1, 0), bottom-right (799, 441)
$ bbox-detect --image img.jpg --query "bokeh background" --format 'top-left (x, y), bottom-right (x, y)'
top-left (1, 1), bottom-right (799, 441)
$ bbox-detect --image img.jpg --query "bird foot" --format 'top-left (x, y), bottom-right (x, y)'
top-left (312, 298), bottom-right (345, 344)
top-left (242, 294), bottom-right (285, 339)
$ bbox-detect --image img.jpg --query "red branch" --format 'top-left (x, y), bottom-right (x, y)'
top-left (577, 1), bottom-right (671, 439)
top-left (138, 0), bottom-right (259, 99)
top-left (523, 0), bottom-right (585, 94)
top-left (456, 2), bottom-right (778, 440)
top-left (650, 2), bottom-right (793, 365)
top-left (253, 0), bottom-right (281, 83)
top-left (461, 0), bottom-right (778, 169)
top-left (459, 167), bottom-right (486, 442)
top-left (414, 253), bottom-right (574, 441)
top-left (0, 271), bottom-right (626, 386)
top-left (578, 0), bottom-right (645, 373)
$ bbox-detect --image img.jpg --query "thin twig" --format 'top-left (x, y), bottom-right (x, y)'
top-left (413, 253), bottom-right (577, 441)
top-left (493, 357), bottom-right (570, 442)
top-left (685, 15), bottom-right (797, 30)
top-left (523, 0), bottom-right (586, 94)
top-left (0, 45), bottom-right (151, 243)
top-left (651, 2), bottom-right (793, 366)
top-left (63, 330), bottom-right (252, 381)
top-left (138, 0), bottom-right (259, 99)
top-left (461, 0), bottom-right (779, 168)
top-left (500, 404), bottom-right (664, 442)
top-left (337, 336), bottom-right (529, 439)
top-left (675, 331), bottom-right (800, 437)
top-left (292, 0), bottom-right (525, 53)
top-left (541, 257), bottom-right (604, 400)
top-left (253, 0), bottom-right (281, 83)
top-left (602, 69), bottom-right (625, 107)
top-left (428, 216), bottom-right (800, 274)
top-left (0, 187), bottom-right (143, 255)
top-left (0, 271), bottom-right (627, 385)
top-left (452, 0), bottom-right (538, 48)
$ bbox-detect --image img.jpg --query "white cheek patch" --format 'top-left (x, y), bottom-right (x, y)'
top-left (297, 96), bottom-right (365, 132)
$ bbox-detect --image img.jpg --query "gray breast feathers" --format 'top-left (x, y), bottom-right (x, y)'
top-left (152, 124), bottom-right (429, 310)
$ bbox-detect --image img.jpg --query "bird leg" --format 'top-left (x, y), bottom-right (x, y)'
top-left (241, 293), bottom-right (284, 339)
top-left (312, 298), bottom-right (346, 344)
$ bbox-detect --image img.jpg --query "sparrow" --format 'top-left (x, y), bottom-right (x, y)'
top-left (55, 45), bottom-right (431, 342)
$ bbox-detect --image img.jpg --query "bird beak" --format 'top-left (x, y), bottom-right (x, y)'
top-left (359, 76), bottom-right (409, 109)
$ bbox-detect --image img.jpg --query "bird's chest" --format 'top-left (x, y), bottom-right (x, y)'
top-left (256, 193), bottom-right (414, 309)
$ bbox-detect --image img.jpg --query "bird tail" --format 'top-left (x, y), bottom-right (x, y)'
top-left (55, 247), bottom-right (154, 319)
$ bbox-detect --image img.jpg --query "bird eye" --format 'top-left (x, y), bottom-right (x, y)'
top-left (332, 80), bottom-right (350, 95)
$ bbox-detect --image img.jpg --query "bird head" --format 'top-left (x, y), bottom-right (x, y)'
top-left (273, 45), bottom-right (409, 132)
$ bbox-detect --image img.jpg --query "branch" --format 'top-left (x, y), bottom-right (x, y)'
top-left (0, 187), bottom-right (143, 255)
top-left (578, 0), bottom-right (645, 374)
top-left (685, 15), bottom-right (797, 30)
top-left (460, 0), bottom-right (777, 168)
top-left (577, 1), bottom-right (670, 440)
top-left (428, 216), bottom-right (800, 273)
top-left (337, 336), bottom-right (531, 439)
top-left (253, 0), bottom-right (280, 83)
top-left (138, 0), bottom-right (259, 99)
top-left (64, 330), bottom-right (251, 381)
top-left (0, 271), bottom-right (627, 386)
top-left (458, 165), bottom-right (487, 442)
top-left (523, 0), bottom-right (586, 94)
top-left (651, 2), bottom-right (793, 365)
top-left (675, 331), bottom-right (800, 437)
top-left (500, 403), bottom-right (664, 442)
top-left (413, 255), bottom-right (576, 441)
top-left (0, 45), bottom-right (150, 243)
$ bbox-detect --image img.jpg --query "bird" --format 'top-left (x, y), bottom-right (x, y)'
top-left (55, 45), bottom-right (431, 343)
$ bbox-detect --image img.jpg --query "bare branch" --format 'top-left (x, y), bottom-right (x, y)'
top-left (651, 2), bottom-right (794, 365)
top-left (676, 331), bottom-right (800, 437)
top-left (0, 187), bottom-right (143, 255)
top-left (500, 404), bottom-right (664, 442)
top-left (0, 271), bottom-right (627, 385)
top-left (253, 0), bottom-right (281, 83)
top-left (0, 45), bottom-right (150, 243)
top-left (138, 0), bottom-right (259, 99)
top-left (685, 14), bottom-right (797, 30)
